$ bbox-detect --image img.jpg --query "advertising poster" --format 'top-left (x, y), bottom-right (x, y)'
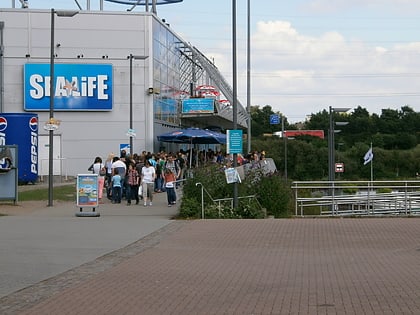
top-left (77, 174), bottom-right (99, 207)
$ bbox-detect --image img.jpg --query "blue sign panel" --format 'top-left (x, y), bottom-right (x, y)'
top-left (24, 64), bottom-right (113, 111)
top-left (227, 129), bottom-right (243, 154)
top-left (270, 114), bottom-right (280, 124)
top-left (120, 144), bottom-right (130, 154)
top-left (182, 98), bottom-right (215, 114)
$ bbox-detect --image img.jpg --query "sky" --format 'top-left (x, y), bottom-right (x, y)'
top-left (12, 0), bottom-right (420, 122)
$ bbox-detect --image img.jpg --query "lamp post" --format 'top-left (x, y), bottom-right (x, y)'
top-left (48, 9), bottom-right (79, 207)
top-left (232, 0), bottom-right (238, 209)
top-left (246, 0), bottom-right (251, 154)
top-left (328, 106), bottom-right (350, 183)
top-left (281, 115), bottom-right (287, 182)
top-left (128, 54), bottom-right (148, 157)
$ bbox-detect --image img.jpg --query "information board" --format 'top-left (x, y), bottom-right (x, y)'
top-left (270, 114), bottom-right (280, 124)
top-left (226, 130), bottom-right (243, 154)
top-left (225, 167), bottom-right (241, 184)
top-left (76, 174), bottom-right (99, 207)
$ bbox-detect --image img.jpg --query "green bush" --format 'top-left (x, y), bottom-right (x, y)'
top-left (376, 187), bottom-right (392, 194)
top-left (179, 197), bottom-right (202, 219)
top-left (254, 173), bottom-right (293, 218)
top-left (179, 165), bottom-right (293, 219)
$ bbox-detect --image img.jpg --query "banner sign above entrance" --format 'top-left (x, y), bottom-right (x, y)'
top-left (24, 64), bottom-right (113, 111)
top-left (182, 98), bottom-right (214, 114)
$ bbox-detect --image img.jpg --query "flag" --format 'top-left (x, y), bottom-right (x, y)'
top-left (363, 148), bottom-right (373, 165)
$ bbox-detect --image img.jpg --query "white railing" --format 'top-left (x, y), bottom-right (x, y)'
top-left (292, 180), bottom-right (420, 217)
top-left (195, 182), bottom-right (263, 219)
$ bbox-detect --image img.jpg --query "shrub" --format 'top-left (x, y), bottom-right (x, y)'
top-left (178, 197), bottom-right (201, 219)
top-left (179, 165), bottom-right (293, 219)
top-left (376, 187), bottom-right (392, 194)
top-left (253, 173), bottom-right (293, 218)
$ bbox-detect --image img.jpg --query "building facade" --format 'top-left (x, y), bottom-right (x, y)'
top-left (0, 7), bottom-right (247, 178)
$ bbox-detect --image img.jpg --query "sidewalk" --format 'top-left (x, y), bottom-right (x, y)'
top-left (1, 185), bottom-right (420, 314)
top-left (0, 183), bottom-right (180, 299)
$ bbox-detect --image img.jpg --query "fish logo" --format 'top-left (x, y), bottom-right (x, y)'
top-left (29, 116), bottom-right (38, 132)
top-left (0, 117), bottom-right (7, 132)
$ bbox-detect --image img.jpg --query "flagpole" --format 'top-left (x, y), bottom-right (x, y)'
top-left (370, 142), bottom-right (373, 182)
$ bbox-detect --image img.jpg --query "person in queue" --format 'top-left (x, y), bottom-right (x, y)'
top-left (140, 158), bottom-right (156, 206)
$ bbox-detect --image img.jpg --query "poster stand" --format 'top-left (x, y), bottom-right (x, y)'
top-left (76, 174), bottom-right (100, 217)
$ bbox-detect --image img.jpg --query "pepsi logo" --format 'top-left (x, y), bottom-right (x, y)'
top-left (0, 117), bottom-right (7, 132)
top-left (29, 116), bottom-right (38, 132)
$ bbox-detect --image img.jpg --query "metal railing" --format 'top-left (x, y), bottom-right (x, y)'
top-left (189, 46), bottom-right (249, 128)
top-left (195, 182), bottom-right (263, 219)
top-left (292, 180), bottom-right (420, 217)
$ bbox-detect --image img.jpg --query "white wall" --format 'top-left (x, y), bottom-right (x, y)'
top-left (0, 9), bottom-right (154, 177)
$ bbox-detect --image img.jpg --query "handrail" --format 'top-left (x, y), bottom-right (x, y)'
top-left (212, 195), bottom-right (263, 218)
top-left (195, 182), bottom-right (263, 219)
top-left (292, 180), bottom-right (420, 217)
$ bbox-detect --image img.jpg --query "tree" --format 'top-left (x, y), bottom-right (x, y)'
top-left (247, 104), bottom-right (420, 181)
top-left (250, 105), bottom-right (285, 137)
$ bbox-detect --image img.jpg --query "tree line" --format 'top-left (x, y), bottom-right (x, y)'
top-left (248, 105), bottom-right (420, 180)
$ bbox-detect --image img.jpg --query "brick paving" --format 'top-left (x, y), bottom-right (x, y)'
top-left (2, 218), bottom-right (420, 314)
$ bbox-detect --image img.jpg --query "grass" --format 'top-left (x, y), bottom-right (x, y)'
top-left (18, 184), bottom-right (77, 202)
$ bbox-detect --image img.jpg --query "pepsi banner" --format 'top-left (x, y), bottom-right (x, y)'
top-left (0, 113), bottom-right (38, 183)
top-left (24, 64), bottom-right (113, 111)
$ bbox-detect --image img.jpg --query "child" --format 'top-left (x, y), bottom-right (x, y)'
top-left (163, 168), bottom-right (177, 207)
top-left (111, 169), bottom-right (122, 204)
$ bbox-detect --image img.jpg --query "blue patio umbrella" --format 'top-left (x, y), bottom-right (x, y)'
top-left (157, 128), bottom-right (226, 167)
top-left (157, 127), bottom-right (226, 144)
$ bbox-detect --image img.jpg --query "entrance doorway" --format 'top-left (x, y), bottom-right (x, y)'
top-left (38, 135), bottom-right (62, 178)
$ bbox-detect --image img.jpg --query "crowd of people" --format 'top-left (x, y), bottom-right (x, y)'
top-left (89, 149), bottom-right (187, 207)
top-left (89, 148), bottom-right (268, 207)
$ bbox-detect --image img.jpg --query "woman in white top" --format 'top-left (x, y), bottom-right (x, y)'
top-left (141, 158), bottom-right (156, 206)
top-left (92, 156), bottom-right (106, 201)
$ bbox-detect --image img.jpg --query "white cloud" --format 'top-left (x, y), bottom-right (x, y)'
top-left (206, 19), bottom-right (420, 122)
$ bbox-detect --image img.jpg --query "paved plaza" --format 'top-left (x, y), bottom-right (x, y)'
top-left (1, 188), bottom-right (420, 314)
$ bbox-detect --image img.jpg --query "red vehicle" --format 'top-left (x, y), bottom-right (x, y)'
top-left (284, 130), bottom-right (325, 139)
